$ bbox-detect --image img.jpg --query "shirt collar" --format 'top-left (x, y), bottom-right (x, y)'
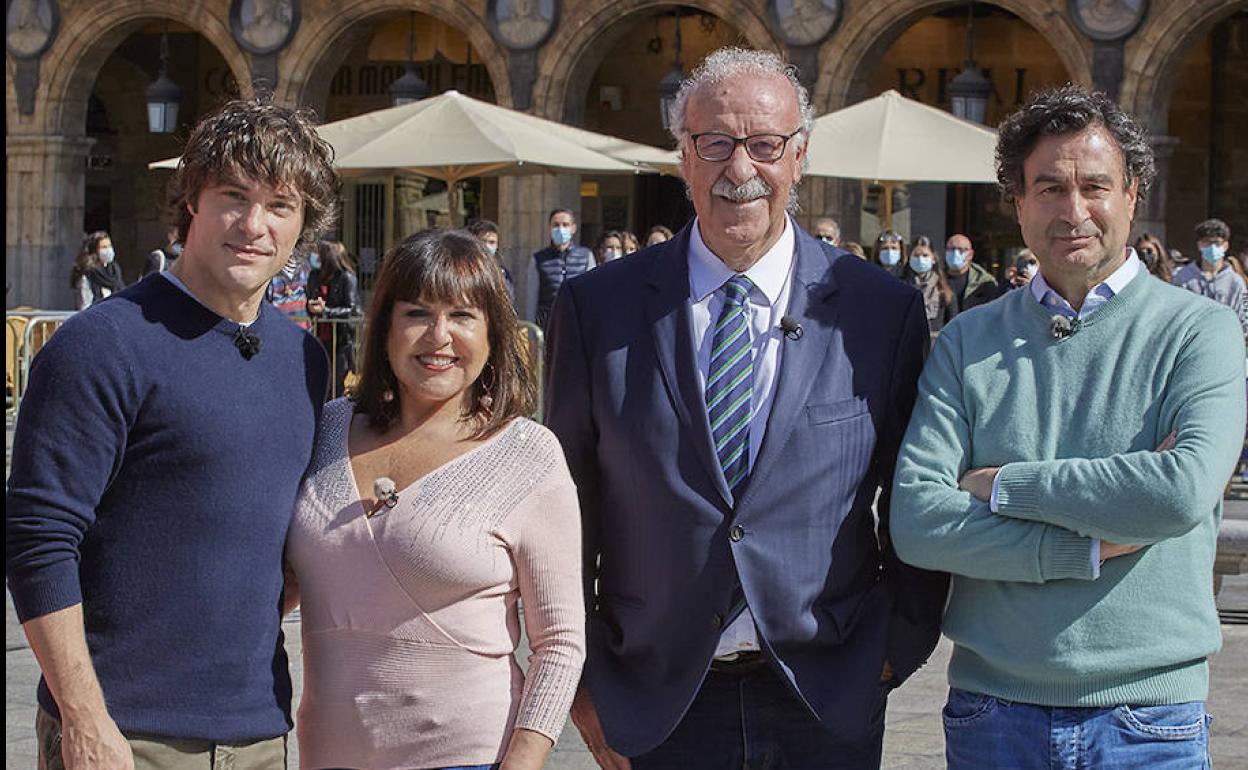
top-left (1030, 248), bottom-right (1140, 315)
top-left (688, 216), bottom-right (795, 306)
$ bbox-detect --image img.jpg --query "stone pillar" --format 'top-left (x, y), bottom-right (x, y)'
top-left (1135, 134), bottom-right (1178, 246)
top-left (497, 173), bottom-right (580, 319)
top-left (6, 134), bottom-right (96, 310)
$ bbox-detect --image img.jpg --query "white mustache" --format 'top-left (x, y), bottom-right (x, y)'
top-left (712, 177), bottom-right (772, 202)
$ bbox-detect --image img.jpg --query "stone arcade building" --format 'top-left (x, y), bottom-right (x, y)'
top-left (6, 0), bottom-right (1246, 309)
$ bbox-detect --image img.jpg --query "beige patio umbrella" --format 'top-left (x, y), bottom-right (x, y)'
top-left (804, 89), bottom-right (998, 230)
top-left (151, 90), bottom-right (668, 224)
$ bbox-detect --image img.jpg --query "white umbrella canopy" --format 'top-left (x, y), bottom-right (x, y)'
top-left (318, 90), bottom-right (651, 180)
top-left (805, 89), bottom-right (998, 183)
top-left (149, 90), bottom-right (674, 222)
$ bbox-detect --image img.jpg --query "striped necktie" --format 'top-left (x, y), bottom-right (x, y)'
top-left (706, 275), bottom-right (754, 499)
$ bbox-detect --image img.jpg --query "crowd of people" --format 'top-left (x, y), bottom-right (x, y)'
top-left (10, 43), bottom-right (1247, 770)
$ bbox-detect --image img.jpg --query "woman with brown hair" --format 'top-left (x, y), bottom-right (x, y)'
top-left (306, 239), bottom-right (361, 397)
top-left (70, 231), bottom-right (124, 310)
top-left (902, 235), bottom-right (956, 333)
top-left (286, 229), bottom-right (584, 770)
top-left (1133, 232), bottom-right (1171, 283)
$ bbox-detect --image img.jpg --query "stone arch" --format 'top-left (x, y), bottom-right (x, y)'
top-left (1120, 0), bottom-right (1244, 131)
top-left (14, 1), bottom-right (250, 137)
top-left (283, 0), bottom-right (511, 113)
top-left (535, 0), bottom-right (777, 123)
top-left (814, 0), bottom-right (1091, 113)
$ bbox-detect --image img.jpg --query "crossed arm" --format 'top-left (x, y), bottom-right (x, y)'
top-left (891, 309), bottom-right (1244, 583)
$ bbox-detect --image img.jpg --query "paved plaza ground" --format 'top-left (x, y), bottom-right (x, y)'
top-left (6, 411), bottom-right (1247, 768)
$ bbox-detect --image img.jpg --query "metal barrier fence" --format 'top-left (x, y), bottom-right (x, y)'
top-left (6, 311), bottom-right (76, 419)
top-left (5, 310), bottom-right (546, 421)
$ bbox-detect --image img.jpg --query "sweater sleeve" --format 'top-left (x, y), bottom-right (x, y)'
top-left (994, 304), bottom-right (1245, 542)
top-left (498, 450), bottom-right (586, 744)
top-left (5, 312), bottom-right (140, 621)
top-left (891, 322), bottom-right (1097, 583)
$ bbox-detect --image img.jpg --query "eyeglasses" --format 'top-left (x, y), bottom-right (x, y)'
top-left (689, 130), bottom-right (803, 163)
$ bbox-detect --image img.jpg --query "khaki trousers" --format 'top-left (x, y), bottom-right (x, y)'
top-left (37, 708), bottom-right (287, 770)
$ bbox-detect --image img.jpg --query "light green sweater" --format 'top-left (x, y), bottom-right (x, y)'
top-left (892, 271), bottom-right (1245, 706)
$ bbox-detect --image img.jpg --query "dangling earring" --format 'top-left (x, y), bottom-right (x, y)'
top-left (381, 353), bottom-right (396, 403)
top-left (477, 362), bottom-right (496, 415)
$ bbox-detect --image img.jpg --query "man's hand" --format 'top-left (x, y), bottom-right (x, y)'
top-left (306, 297), bottom-right (326, 316)
top-left (1100, 541), bottom-right (1142, 560)
top-left (571, 684), bottom-right (631, 770)
top-left (60, 711), bottom-right (133, 770)
top-left (880, 660), bottom-right (895, 683)
top-left (958, 466), bottom-right (1000, 502)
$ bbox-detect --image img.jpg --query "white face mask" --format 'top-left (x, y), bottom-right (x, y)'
top-left (1023, 263), bottom-right (1039, 279)
top-left (98, 247), bottom-right (116, 265)
top-left (484, 242), bottom-right (498, 256)
top-left (602, 248), bottom-right (623, 260)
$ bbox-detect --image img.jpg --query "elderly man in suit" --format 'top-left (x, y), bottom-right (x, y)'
top-left (544, 47), bottom-right (949, 770)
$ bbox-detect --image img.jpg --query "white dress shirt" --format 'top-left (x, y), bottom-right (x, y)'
top-left (990, 249), bottom-right (1141, 576)
top-left (687, 216), bottom-right (797, 656)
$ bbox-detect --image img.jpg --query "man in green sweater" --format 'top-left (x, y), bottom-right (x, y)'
top-left (892, 85), bottom-right (1245, 768)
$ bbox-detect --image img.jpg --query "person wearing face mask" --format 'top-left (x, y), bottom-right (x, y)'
top-left (872, 230), bottom-right (907, 278)
top-left (594, 230), bottom-right (626, 266)
top-left (525, 208), bottom-right (593, 329)
top-left (902, 236), bottom-right (955, 333)
top-left (1172, 218), bottom-right (1248, 338)
top-left (943, 234), bottom-right (998, 313)
top-left (998, 250), bottom-right (1040, 295)
top-left (72, 231), bottom-right (125, 308)
top-left (468, 219), bottom-right (516, 302)
top-left (646, 225), bottom-right (674, 247)
top-left (1132, 233), bottom-right (1170, 283)
top-left (812, 216), bottom-right (841, 246)
top-left (141, 226), bottom-right (183, 280)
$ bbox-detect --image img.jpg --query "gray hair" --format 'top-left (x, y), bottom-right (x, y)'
top-left (667, 47), bottom-right (815, 151)
top-left (670, 48), bottom-right (814, 215)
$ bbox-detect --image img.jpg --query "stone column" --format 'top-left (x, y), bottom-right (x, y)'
top-left (1135, 134), bottom-right (1178, 246)
top-left (6, 134), bottom-right (96, 310)
top-left (497, 172), bottom-right (580, 319)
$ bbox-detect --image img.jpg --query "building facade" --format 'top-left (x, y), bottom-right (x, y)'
top-left (6, 0), bottom-right (1246, 309)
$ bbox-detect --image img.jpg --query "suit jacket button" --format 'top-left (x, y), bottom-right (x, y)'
top-left (730, 524), bottom-right (745, 542)
top-left (712, 613), bottom-right (723, 629)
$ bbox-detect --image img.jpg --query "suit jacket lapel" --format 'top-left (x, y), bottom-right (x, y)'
top-left (647, 226), bottom-right (733, 508)
top-left (742, 231), bottom-right (839, 506)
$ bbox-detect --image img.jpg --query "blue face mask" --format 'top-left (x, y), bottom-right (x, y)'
top-left (879, 247), bottom-right (901, 267)
top-left (909, 254), bottom-right (933, 274)
top-left (945, 248), bottom-right (968, 270)
top-left (551, 226), bottom-right (573, 246)
top-left (169, 242), bottom-right (183, 256)
top-left (1200, 243), bottom-right (1226, 266)
top-left (308, 253), bottom-right (321, 270)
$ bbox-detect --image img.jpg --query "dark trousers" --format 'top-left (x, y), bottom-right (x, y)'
top-left (631, 662), bottom-right (888, 770)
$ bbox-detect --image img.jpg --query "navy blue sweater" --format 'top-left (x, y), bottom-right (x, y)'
top-left (6, 275), bottom-right (327, 741)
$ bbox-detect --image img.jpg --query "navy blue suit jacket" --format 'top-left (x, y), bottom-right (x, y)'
top-left (544, 223), bottom-right (948, 756)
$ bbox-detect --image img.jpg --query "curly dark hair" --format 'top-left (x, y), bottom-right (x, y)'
top-left (1195, 218), bottom-right (1231, 241)
top-left (353, 229), bottom-right (536, 439)
top-left (995, 85), bottom-right (1155, 213)
top-left (166, 99), bottom-right (340, 248)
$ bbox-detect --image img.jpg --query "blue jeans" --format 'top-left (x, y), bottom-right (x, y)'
top-left (631, 664), bottom-right (888, 770)
top-left (943, 688), bottom-right (1212, 770)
